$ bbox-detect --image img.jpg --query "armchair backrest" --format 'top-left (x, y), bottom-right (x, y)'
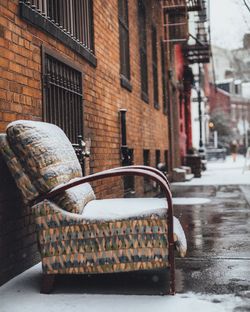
top-left (0, 120), bottom-right (95, 213)
top-left (6, 120), bottom-right (82, 194)
top-left (0, 133), bottom-right (39, 203)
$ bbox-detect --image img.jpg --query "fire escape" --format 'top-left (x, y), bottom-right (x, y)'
top-left (161, 0), bottom-right (210, 64)
top-left (161, 0), bottom-right (188, 44)
top-left (184, 0), bottom-right (211, 64)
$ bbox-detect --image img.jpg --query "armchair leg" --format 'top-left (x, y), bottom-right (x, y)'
top-left (40, 274), bottom-right (55, 294)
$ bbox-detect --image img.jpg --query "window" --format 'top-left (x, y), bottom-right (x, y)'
top-left (123, 148), bottom-right (135, 197)
top-left (143, 149), bottom-right (151, 192)
top-left (151, 25), bottom-right (159, 109)
top-left (138, 0), bottom-right (148, 102)
top-left (42, 48), bottom-right (83, 145)
top-left (235, 84), bottom-right (240, 95)
top-left (161, 40), bottom-right (168, 114)
top-left (20, 0), bottom-right (96, 66)
top-left (164, 150), bottom-right (169, 172)
top-left (118, 0), bottom-right (132, 91)
top-left (155, 150), bottom-right (161, 168)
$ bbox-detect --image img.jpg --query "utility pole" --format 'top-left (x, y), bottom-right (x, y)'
top-left (198, 64), bottom-right (204, 149)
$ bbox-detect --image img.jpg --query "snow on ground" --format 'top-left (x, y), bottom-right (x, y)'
top-left (173, 155), bottom-right (250, 186)
top-left (0, 264), bottom-right (247, 312)
top-left (172, 197), bottom-right (211, 205)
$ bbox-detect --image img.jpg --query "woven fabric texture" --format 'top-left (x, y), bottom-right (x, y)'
top-left (0, 134), bottom-right (39, 203)
top-left (53, 181), bottom-right (96, 214)
top-left (32, 200), bottom-right (169, 274)
top-left (6, 120), bottom-right (82, 193)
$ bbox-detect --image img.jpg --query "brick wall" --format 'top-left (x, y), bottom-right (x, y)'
top-left (0, 0), bottom-right (170, 284)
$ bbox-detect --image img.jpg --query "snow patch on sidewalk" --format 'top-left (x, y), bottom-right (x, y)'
top-left (173, 198), bottom-right (211, 205)
top-left (173, 155), bottom-right (250, 186)
top-left (0, 264), bottom-right (248, 312)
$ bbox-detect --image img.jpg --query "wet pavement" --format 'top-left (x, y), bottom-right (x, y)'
top-left (173, 184), bottom-right (250, 307)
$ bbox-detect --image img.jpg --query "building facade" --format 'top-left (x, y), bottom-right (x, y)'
top-left (0, 0), bottom-right (175, 285)
top-left (0, 0), bottom-right (206, 285)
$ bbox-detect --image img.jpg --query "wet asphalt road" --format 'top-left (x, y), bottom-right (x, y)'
top-left (53, 184), bottom-right (250, 301)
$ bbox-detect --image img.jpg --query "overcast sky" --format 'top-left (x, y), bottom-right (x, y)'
top-left (210, 0), bottom-right (250, 50)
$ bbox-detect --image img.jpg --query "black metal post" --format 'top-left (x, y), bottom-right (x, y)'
top-left (198, 65), bottom-right (203, 149)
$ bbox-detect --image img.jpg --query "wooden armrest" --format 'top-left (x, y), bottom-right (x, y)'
top-left (100, 165), bottom-right (170, 187)
top-left (33, 167), bottom-right (174, 242)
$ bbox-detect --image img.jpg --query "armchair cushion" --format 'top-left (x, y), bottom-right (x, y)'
top-left (0, 134), bottom-right (39, 203)
top-left (6, 120), bottom-right (82, 193)
top-left (83, 198), bottom-right (187, 257)
top-left (32, 199), bottom-right (170, 274)
top-left (52, 180), bottom-right (96, 214)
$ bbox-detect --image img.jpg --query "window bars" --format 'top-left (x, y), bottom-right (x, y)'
top-left (20, 0), bottom-right (94, 54)
top-left (42, 51), bottom-right (83, 145)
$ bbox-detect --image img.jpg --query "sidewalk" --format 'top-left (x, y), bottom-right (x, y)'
top-left (173, 155), bottom-right (250, 186)
top-left (1, 157), bottom-right (250, 312)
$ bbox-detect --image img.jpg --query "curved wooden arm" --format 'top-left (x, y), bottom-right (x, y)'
top-left (33, 167), bottom-right (175, 294)
top-left (101, 165), bottom-right (170, 187)
top-left (33, 168), bottom-right (173, 239)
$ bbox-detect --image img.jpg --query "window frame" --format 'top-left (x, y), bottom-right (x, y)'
top-left (161, 40), bottom-right (168, 115)
top-left (118, 0), bottom-right (132, 92)
top-left (41, 46), bottom-right (84, 145)
top-left (19, 0), bottom-right (96, 67)
top-left (138, 0), bottom-right (149, 103)
top-left (151, 25), bottom-right (159, 109)
top-left (143, 149), bottom-right (151, 193)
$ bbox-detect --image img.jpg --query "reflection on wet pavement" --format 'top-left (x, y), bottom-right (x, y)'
top-left (173, 184), bottom-right (250, 298)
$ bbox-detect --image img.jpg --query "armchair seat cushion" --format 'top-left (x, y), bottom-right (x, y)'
top-left (83, 198), bottom-right (187, 257)
top-left (83, 198), bottom-right (167, 220)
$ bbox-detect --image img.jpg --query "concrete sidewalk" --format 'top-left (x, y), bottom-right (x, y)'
top-left (1, 159), bottom-right (250, 311)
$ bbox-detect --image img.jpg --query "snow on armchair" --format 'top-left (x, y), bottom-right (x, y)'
top-left (0, 120), bottom-right (187, 295)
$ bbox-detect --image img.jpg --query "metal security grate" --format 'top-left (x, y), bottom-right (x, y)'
top-left (21, 0), bottom-right (94, 52)
top-left (43, 51), bottom-right (83, 144)
top-left (187, 0), bottom-right (203, 11)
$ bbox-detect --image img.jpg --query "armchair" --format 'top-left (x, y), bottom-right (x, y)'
top-left (0, 120), bottom-right (186, 295)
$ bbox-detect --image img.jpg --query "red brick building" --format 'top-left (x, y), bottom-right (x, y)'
top-left (0, 0), bottom-right (175, 284)
top-left (207, 83), bottom-right (231, 114)
top-left (0, 0), bottom-right (204, 285)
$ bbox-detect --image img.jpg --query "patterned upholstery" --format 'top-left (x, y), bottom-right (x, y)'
top-left (0, 134), bottom-right (39, 203)
top-left (7, 120), bottom-right (82, 193)
top-left (33, 200), bottom-right (169, 274)
top-left (1, 120), bottom-right (95, 213)
top-left (53, 180), bottom-right (96, 214)
top-left (0, 120), bottom-right (186, 294)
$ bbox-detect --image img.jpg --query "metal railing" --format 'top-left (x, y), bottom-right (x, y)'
top-left (22, 0), bottom-right (94, 52)
top-left (43, 52), bottom-right (83, 144)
